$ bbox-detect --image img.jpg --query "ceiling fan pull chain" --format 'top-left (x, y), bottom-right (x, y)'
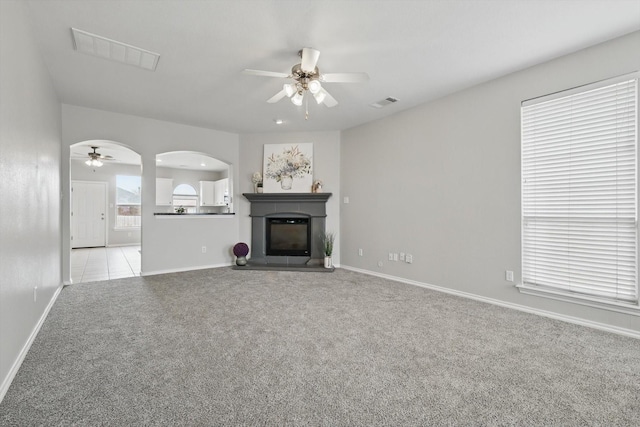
top-left (305, 96), bottom-right (309, 120)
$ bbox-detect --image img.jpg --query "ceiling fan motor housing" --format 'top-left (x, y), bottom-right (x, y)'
top-left (87, 146), bottom-right (113, 160)
top-left (291, 64), bottom-right (320, 93)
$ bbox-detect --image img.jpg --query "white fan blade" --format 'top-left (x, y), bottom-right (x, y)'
top-left (319, 88), bottom-right (338, 108)
top-left (321, 72), bottom-right (369, 83)
top-left (300, 48), bottom-right (320, 72)
top-left (243, 69), bottom-right (289, 78)
top-left (267, 89), bottom-right (287, 104)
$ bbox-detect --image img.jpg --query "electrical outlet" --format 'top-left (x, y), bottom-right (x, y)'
top-left (358, 248), bottom-right (363, 256)
top-left (202, 246), bottom-right (207, 253)
top-left (388, 252), bottom-right (394, 261)
top-left (406, 254), bottom-right (413, 264)
top-left (400, 252), bottom-right (405, 261)
top-left (506, 270), bottom-right (514, 282)
top-left (344, 196), bottom-right (350, 204)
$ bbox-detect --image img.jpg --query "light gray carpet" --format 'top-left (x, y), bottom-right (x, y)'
top-left (1, 268), bottom-right (639, 426)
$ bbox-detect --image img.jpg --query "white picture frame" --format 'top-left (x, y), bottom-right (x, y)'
top-left (263, 143), bottom-right (313, 193)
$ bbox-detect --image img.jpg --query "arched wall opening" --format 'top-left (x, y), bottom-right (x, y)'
top-left (155, 151), bottom-right (233, 214)
top-left (67, 140), bottom-right (142, 283)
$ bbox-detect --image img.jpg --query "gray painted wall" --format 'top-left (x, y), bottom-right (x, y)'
top-left (239, 132), bottom-right (341, 265)
top-left (70, 159), bottom-right (142, 246)
top-left (341, 31), bottom-right (640, 333)
top-left (0, 0), bottom-right (62, 397)
top-left (61, 105), bottom-right (240, 278)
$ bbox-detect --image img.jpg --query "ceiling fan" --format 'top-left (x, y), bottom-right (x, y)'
top-left (84, 146), bottom-right (113, 167)
top-left (243, 47), bottom-right (369, 114)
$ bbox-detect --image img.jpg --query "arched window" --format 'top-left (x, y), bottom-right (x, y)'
top-left (173, 184), bottom-right (198, 213)
top-left (174, 184), bottom-right (197, 195)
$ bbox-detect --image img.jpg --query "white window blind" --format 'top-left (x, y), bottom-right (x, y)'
top-left (521, 76), bottom-right (638, 305)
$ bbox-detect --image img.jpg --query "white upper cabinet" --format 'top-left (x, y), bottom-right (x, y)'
top-left (156, 178), bottom-right (173, 206)
top-left (201, 178), bottom-right (229, 206)
top-left (199, 181), bottom-right (215, 206)
top-left (214, 178), bottom-right (229, 206)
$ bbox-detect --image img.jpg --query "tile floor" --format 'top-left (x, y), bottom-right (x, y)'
top-left (71, 246), bottom-right (141, 284)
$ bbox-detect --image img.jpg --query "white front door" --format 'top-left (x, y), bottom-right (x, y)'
top-left (71, 181), bottom-right (107, 248)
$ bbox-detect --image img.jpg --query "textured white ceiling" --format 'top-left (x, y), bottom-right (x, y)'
top-left (156, 152), bottom-right (228, 172)
top-left (25, 0), bottom-right (640, 134)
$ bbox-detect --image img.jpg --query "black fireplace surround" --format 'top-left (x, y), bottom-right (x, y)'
top-left (243, 193), bottom-right (331, 266)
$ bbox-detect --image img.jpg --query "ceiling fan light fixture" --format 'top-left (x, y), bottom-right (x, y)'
top-left (308, 79), bottom-right (322, 94)
top-left (291, 92), bottom-right (304, 106)
top-left (86, 158), bottom-right (103, 167)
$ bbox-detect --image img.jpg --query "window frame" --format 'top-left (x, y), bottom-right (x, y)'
top-left (115, 175), bottom-right (141, 230)
top-left (519, 73), bottom-right (639, 315)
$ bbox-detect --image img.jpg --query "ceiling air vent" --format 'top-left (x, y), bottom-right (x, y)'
top-left (71, 28), bottom-right (160, 71)
top-left (370, 97), bottom-right (399, 109)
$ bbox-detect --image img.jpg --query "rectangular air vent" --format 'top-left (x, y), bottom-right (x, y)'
top-left (71, 28), bottom-right (160, 71)
top-left (370, 97), bottom-right (399, 109)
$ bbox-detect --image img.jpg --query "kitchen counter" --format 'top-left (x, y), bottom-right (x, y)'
top-left (154, 212), bottom-right (235, 217)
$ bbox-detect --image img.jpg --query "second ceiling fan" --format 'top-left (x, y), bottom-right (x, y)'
top-left (84, 146), bottom-right (113, 167)
top-left (243, 47), bottom-right (369, 111)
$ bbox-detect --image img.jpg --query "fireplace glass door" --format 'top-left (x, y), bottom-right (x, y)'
top-left (266, 218), bottom-right (311, 256)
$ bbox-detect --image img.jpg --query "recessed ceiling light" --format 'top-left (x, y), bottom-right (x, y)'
top-left (71, 28), bottom-right (160, 71)
top-left (201, 163), bottom-right (206, 167)
top-left (156, 159), bottom-right (162, 162)
top-left (274, 119), bottom-right (284, 125)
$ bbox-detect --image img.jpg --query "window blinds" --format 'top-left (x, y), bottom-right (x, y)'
top-left (521, 76), bottom-right (638, 304)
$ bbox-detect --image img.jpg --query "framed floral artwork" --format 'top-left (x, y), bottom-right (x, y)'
top-left (263, 143), bottom-right (313, 193)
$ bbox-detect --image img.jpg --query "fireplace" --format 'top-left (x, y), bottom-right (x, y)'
top-left (243, 192), bottom-right (332, 268)
top-left (266, 218), bottom-right (310, 256)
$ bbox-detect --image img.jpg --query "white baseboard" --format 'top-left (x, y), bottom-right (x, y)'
top-left (0, 284), bottom-right (63, 403)
top-left (141, 262), bottom-right (233, 277)
top-left (341, 265), bottom-right (640, 340)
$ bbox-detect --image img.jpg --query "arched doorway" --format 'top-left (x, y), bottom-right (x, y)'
top-left (69, 140), bottom-right (142, 283)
